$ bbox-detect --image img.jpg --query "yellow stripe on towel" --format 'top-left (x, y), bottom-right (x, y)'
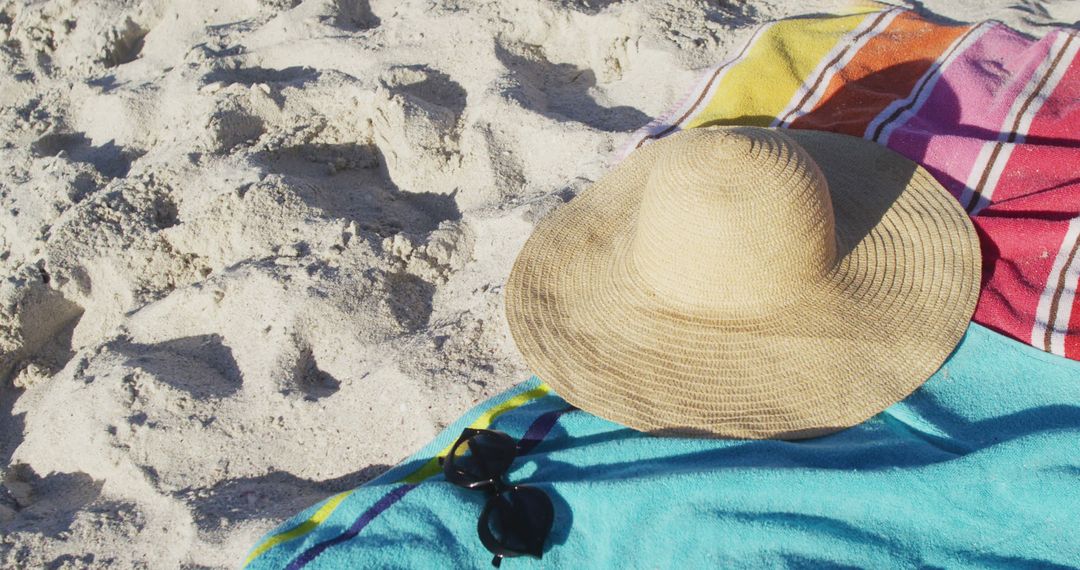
top-left (400, 383), bottom-right (552, 484)
top-left (684, 11), bottom-right (873, 129)
top-left (243, 491), bottom-right (351, 566)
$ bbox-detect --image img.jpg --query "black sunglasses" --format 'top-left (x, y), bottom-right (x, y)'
top-left (439, 428), bottom-right (554, 567)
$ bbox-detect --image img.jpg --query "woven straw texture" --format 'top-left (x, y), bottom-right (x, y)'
top-left (505, 127), bottom-right (981, 439)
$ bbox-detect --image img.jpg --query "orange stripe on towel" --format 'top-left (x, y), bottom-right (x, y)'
top-left (790, 12), bottom-right (969, 136)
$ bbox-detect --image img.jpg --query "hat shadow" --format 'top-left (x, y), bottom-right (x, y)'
top-left (474, 376), bottom-right (1080, 560)
top-left (522, 401), bottom-right (1080, 481)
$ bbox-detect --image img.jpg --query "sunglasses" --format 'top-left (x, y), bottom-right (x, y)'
top-left (439, 428), bottom-right (555, 567)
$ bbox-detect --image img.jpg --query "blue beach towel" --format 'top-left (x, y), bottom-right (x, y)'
top-left (245, 324), bottom-right (1080, 569)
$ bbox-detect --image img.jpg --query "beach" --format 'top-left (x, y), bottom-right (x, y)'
top-left (1, 0), bottom-right (1077, 567)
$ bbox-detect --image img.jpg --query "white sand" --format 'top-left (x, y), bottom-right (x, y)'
top-left (0, 0), bottom-right (1076, 567)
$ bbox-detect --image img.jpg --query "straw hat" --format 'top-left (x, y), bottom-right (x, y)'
top-left (505, 126), bottom-right (980, 439)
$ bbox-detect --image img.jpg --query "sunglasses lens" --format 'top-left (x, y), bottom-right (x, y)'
top-left (480, 486), bottom-right (554, 557)
top-left (448, 430), bottom-right (517, 484)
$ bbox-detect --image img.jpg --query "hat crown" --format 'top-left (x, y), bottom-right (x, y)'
top-left (628, 127), bottom-right (838, 313)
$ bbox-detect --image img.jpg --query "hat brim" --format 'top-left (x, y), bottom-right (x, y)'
top-left (505, 128), bottom-right (981, 439)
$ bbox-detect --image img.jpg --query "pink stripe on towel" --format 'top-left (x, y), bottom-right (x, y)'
top-left (882, 25), bottom-right (1053, 200)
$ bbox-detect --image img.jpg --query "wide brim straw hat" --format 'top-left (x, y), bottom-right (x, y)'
top-left (505, 126), bottom-right (981, 439)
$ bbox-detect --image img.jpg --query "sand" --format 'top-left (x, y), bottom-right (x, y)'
top-left (0, 0), bottom-right (1076, 567)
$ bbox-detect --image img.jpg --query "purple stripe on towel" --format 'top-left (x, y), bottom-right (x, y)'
top-left (286, 484), bottom-right (417, 570)
top-left (517, 406), bottom-right (576, 456)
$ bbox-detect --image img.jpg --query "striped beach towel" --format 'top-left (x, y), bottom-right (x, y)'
top-left (626, 4), bottom-right (1080, 360)
top-left (244, 324), bottom-right (1080, 568)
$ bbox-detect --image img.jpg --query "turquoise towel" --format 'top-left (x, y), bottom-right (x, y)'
top-left (245, 324), bottom-right (1080, 569)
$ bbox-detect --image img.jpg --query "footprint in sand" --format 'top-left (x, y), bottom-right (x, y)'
top-left (371, 65), bottom-right (468, 196)
top-left (494, 40), bottom-right (650, 133)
